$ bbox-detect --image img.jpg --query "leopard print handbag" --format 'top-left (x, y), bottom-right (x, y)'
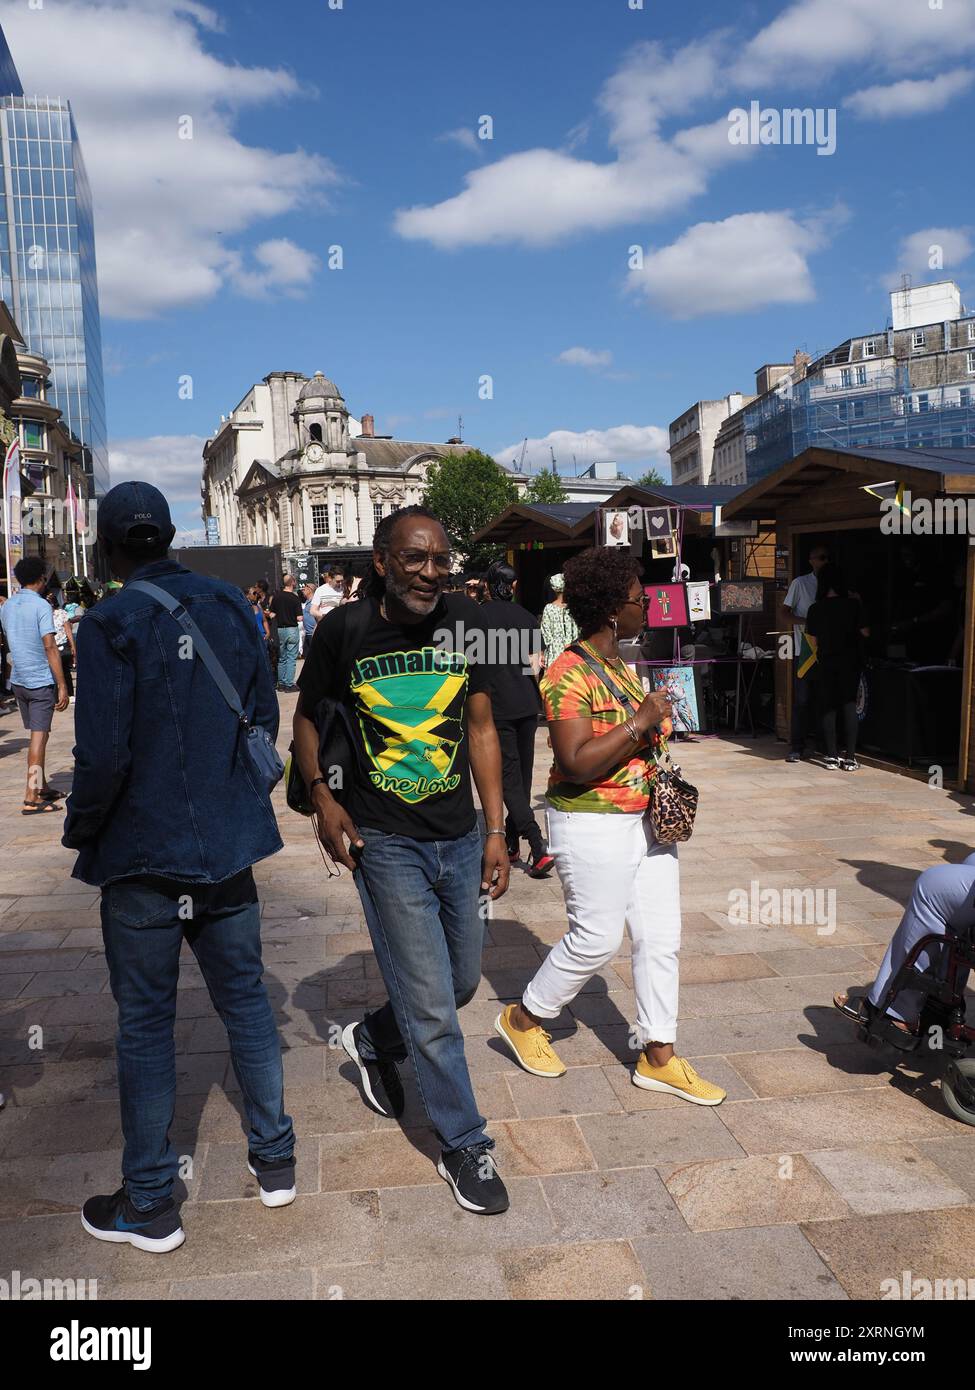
top-left (648, 749), bottom-right (699, 843)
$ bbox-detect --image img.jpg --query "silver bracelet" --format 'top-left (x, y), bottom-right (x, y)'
top-left (484, 827), bottom-right (507, 837)
top-left (624, 719), bottom-right (640, 743)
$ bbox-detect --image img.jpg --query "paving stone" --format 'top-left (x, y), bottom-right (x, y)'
top-left (914, 1135), bottom-right (975, 1200)
top-left (320, 1128), bottom-right (441, 1191)
top-left (172, 1269), bottom-right (316, 1300)
top-left (196, 1141), bottom-right (318, 1201)
top-left (800, 1207), bottom-right (975, 1300)
top-left (541, 1167), bottom-right (684, 1240)
top-left (492, 1117), bottom-right (597, 1176)
top-left (718, 1088), bottom-right (959, 1156)
top-left (807, 1142), bottom-right (971, 1215)
top-left (632, 1226), bottom-right (848, 1300)
top-left (660, 1152), bottom-right (851, 1230)
top-left (314, 1257), bottom-right (509, 1300)
top-left (727, 1044), bottom-right (893, 1098)
top-left (380, 1177), bottom-right (555, 1257)
top-left (499, 1239), bottom-right (646, 1300)
top-left (505, 1065), bottom-right (621, 1120)
top-left (578, 1107), bottom-right (744, 1170)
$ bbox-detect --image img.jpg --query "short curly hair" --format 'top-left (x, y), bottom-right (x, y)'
top-left (563, 547), bottom-right (640, 637)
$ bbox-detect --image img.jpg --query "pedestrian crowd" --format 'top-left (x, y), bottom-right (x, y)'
top-left (0, 480), bottom-right (956, 1251)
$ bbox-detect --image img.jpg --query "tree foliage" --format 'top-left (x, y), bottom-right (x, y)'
top-left (636, 467), bottom-right (666, 488)
top-left (524, 468), bottom-right (568, 504)
top-left (422, 449), bottom-right (517, 567)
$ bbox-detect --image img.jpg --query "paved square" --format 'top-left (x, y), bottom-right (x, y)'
top-left (2, 698), bottom-right (974, 1300)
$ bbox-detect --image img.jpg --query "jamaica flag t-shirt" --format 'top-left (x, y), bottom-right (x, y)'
top-left (297, 594), bottom-right (488, 841)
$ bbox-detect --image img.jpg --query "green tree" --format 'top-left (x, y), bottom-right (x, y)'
top-left (524, 468), bottom-right (568, 504)
top-left (422, 448), bottom-right (518, 568)
top-left (636, 467), bottom-right (666, 488)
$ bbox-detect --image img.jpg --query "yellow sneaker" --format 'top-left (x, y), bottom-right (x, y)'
top-left (633, 1054), bottom-right (726, 1105)
top-left (494, 1004), bottom-right (566, 1078)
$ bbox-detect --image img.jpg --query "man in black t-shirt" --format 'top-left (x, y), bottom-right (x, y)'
top-left (479, 560), bottom-right (553, 877)
top-left (293, 507), bottom-right (511, 1215)
top-left (269, 575), bottom-right (302, 691)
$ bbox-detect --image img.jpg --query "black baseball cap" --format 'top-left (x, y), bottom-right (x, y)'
top-left (97, 481), bottom-right (176, 549)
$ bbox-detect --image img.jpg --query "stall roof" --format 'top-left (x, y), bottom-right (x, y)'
top-left (723, 445), bottom-right (975, 521)
top-left (472, 501), bottom-right (594, 544)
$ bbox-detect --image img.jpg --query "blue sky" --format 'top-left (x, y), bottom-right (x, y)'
top-left (1, 0), bottom-right (974, 536)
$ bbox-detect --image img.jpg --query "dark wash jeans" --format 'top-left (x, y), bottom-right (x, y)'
top-left (101, 868), bottom-right (294, 1207)
top-left (353, 824), bottom-right (489, 1153)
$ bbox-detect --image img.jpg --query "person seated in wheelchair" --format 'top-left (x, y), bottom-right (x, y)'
top-left (835, 853), bottom-right (975, 1038)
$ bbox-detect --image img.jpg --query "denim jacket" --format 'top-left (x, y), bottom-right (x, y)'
top-left (63, 559), bottom-right (283, 886)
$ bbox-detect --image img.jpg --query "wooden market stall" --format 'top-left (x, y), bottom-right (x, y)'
top-left (722, 444), bottom-right (975, 788)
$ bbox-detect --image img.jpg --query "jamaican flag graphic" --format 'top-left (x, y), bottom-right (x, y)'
top-left (350, 646), bottom-right (469, 804)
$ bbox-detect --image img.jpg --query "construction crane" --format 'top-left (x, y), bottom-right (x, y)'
top-left (517, 438), bottom-right (527, 472)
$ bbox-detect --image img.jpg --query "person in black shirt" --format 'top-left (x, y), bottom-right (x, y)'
top-left (805, 563), bottom-right (869, 772)
top-left (293, 506), bottom-right (511, 1215)
top-left (479, 560), bottom-right (553, 877)
top-left (269, 576), bottom-right (302, 691)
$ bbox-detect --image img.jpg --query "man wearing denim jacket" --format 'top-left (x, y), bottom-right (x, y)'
top-left (64, 481), bottom-right (295, 1253)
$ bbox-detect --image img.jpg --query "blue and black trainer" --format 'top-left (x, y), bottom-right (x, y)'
top-left (81, 1187), bottom-right (185, 1253)
top-left (247, 1151), bottom-right (297, 1207)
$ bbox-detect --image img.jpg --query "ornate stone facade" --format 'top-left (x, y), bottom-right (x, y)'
top-left (202, 371), bottom-right (468, 570)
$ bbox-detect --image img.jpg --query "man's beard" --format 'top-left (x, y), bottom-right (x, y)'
top-left (385, 569), bottom-right (441, 616)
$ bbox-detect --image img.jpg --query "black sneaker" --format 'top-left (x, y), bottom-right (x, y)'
top-left (437, 1141), bottom-right (509, 1214)
top-left (839, 758), bottom-right (860, 772)
top-left (341, 1021), bottom-right (405, 1118)
top-left (786, 750), bottom-right (802, 764)
top-left (247, 1151), bottom-right (297, 1207)
top-left (81, 1187), bottom-right (185, 1253)
top-left (528, 851), bottom-right (554, 879)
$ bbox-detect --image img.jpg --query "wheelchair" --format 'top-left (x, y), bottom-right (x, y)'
top-left (840, 920), bottom-right (975, 1125)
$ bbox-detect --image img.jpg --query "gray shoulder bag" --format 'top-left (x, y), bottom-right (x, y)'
top-left (129, 580), bottom-right (284, 797)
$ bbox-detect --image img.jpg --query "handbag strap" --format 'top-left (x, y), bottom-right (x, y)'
top-left (128, 579), bottom-right (250, 728)
top-left (567, 642), bottom-right (640, 715)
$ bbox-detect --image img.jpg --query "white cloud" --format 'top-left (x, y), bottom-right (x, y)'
top-left (394, 39), bottom-right (741, 249)
top-left (736, 0), bottom-right (975, 83)
top-left (496, 425), bottom-right (669, 473)
top-left (109, 433), bottom-right (207, 507)
top-left (0, 0), bottom-right (338, 318)
top-left (437, 127), bottom-right (480, 153)
top-left (627, 211), bottom-right (828, 318)
top-left (395, 3), bottom-right (975, 254)
top-left (228, 239), bottom-right (320, 299)
top-left (557, 347), bottom-right (613, 369)
top-left (845, 69), bottom-right (975, 119)
top-left (883, 227), bottom-right (974, 289)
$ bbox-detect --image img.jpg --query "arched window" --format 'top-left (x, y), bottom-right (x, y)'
top-left (309, 423), bottom-right (323, 443)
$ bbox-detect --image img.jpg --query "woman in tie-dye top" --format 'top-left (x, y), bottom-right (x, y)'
top-left (494, 547), bottom-right (726, 1108)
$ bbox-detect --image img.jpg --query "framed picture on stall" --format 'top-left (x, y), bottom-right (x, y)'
top-left (644, 582), bottom-right (689, 628)
top-left (604, 510), bottom-right (630, 547)
top-left (718, 579), bottom-right (766, 613)
top-left (650, 665), bottom-right (700, 733)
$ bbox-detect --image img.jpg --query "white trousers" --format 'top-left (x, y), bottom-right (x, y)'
top-left (523, 807), bottom-right (682, 1046)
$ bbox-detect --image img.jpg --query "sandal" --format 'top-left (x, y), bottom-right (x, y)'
top-left (21, 801), bottom-right (60, 816)
top-left (833, 990), bottom-right (872, 1024)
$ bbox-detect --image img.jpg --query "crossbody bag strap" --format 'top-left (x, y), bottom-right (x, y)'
top-left (128, 579), bottom-right (249, 727)
top-left (567, 642), bottom-right (639, 715)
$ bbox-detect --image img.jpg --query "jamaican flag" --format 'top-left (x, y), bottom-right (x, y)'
top-left (796, 629), bottom-right (817, 679)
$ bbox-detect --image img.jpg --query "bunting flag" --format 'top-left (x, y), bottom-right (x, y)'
top-left (796, 629), bottom-right (817, 679)
top-left (3, 437), bottom-right (22, 591)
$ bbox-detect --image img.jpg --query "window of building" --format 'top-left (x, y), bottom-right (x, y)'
top-left (854, 366), bottom-right (866, 386)
top-left (968, 351), bottom-right (975, 375)
top-left (853, 400), bottom-right (865, 419)
top-left (960, 388), bottom-right (972, 409)
top-left (862, 340), bottom-right (877, 358)
top-left (333, 502), bottom-right (344, 533)
top-left (20, 377), bottom-right (40, 398)
top-left (311, 502), bottom-right (329, 537)
top-left (309, 423), bottom-right (322, 442)
top-left (918, 393), bottom-right (930, 413)
top-left (968, 322), bottom-right (975, 342)
top-left (21, 420), bottom-right (44, 449)
top-left (912, 330), bottom-right (926, 350)
top-left (373, 502), bottom-right (383, 529)
top-left (840, 368), bottom-right (852, 387)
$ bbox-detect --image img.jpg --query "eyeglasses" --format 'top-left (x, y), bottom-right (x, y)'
top-left (623, 593), bottom-right (651, 610)
top-left (396, 550), bottom-right (453, 574)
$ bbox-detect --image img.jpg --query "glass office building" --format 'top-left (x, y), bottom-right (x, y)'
top-left (0, 30), bottom-right (108, 493)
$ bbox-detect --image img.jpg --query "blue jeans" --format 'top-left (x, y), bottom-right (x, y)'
top-left (353, 825), bottom-right (488, 1153)
top-left (101, 868), bottom-right (294, 1207)
top-left (277, 626), bottom-right (299, 687)
top-left (868, 853), bottom-right (975, 1025)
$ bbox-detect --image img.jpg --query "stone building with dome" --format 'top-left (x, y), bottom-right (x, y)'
top-left (201, 370), bottom-right (469, 577)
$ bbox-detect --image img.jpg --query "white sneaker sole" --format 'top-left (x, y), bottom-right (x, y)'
top-left (80, 1213), bottom-right (185, 1253)
top-left (493, 1013), bottom-right (566, 1078)
top-left (341, 1021), bottom-right (391, 1116)
top-left (631, 1073), bottom-right (724, 1106)
top-left (246, 1161), bottom-right (297, 1208)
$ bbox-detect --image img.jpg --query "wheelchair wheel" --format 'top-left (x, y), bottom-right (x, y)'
top-left (942, 1058), bottom-right (975, 1126)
